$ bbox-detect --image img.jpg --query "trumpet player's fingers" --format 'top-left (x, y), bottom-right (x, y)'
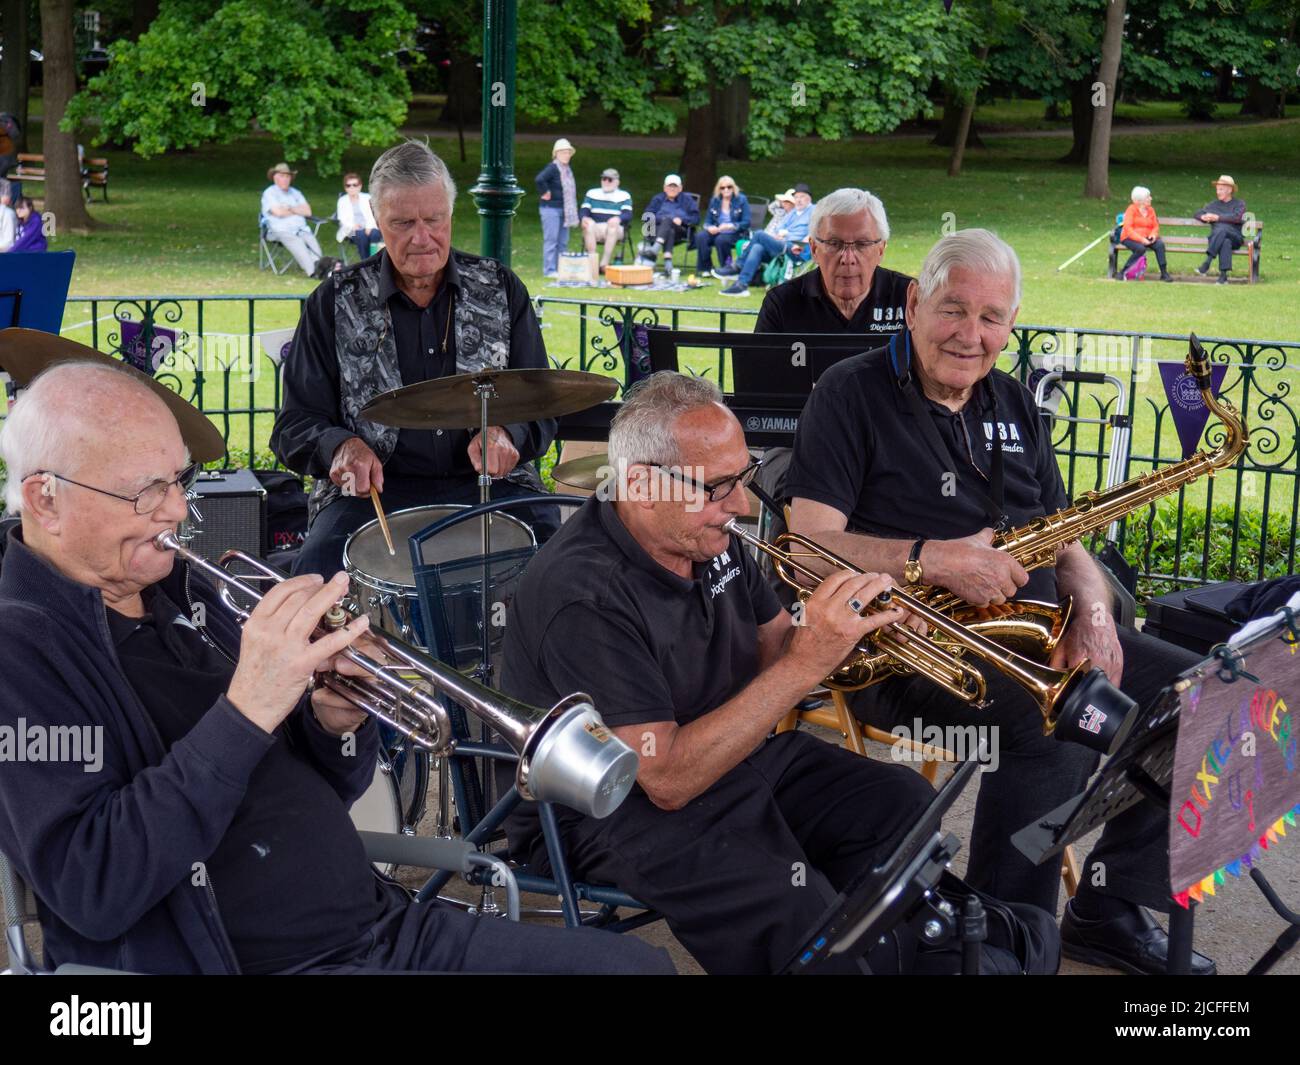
top-left (306, 613), bottom-right (371, 674)
top-left (284, 571), bottom-right (353, 645)
top-left (250, 571), bottom-right (327, 622)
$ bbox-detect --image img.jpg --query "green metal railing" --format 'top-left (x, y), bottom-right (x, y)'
top-left (13, 294), bottom-right (1299, 599)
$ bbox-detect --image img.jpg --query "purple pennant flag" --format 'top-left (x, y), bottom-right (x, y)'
top-left (118, 318), bottom-right (178, 376)
top-left (1158, 361), bottom-right (1229, 459)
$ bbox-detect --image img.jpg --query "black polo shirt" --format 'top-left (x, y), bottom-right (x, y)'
top-left (107, 586), bottom-right (388, 974)
top-left (755, 265), bottom-right (912, 337)
top-left (501, 498), bottom-right (783, 731)
top-left (272, 250), bottom-right (555, 484)
top-left (784, 338), bottom-right (1070, 603)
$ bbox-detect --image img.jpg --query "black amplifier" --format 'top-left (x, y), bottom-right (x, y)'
top-left (1143, 581), bottom-right (1245, 655)
top-left (186, 469), bottom-right (266, 563)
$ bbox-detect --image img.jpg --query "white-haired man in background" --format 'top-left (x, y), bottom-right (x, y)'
top-left (755, 186), bottom-right (912, 339)
top-left (786, 228), bottom-right (1214, 976)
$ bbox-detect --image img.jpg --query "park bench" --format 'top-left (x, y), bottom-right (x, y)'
top-left (1108, 213), bottom-right (1262, 283)
top-left (5, 151), bottom-right (111, 203)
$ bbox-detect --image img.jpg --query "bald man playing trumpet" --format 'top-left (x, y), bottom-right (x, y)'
top-left (0, 353), bottom-right (670, 976)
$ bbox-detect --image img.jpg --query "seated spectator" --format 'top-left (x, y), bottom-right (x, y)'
top-left (261, 163), bottom-right (338, 279)
top-left (535, 138), bottom-right (578, 278)
top-left (335, 172), bottom-right (382, 262)
top-left (1193, 175), bottom-right (1247, 285)
top-left (7, 197), bottom-right (45, 253)
top-left (694, 175), bottom-right (751, 276)
top-left (1116, 186), bottom-right (1172, 283)
top-left (0, 180), bottom-right (15, 253)
top-left (719, 183), bottom-right (814, 297)
top-left (761, 189), bottom-right (795, 234)
top-left (580, 167), bottom-right (633, 279)
top-left (642, 174), bottom-right (700, 273)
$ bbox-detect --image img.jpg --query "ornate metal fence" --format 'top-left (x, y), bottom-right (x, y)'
top-left (4, 294), bottom-right (1295, 598)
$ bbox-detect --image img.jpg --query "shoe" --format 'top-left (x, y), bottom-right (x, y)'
top-left (1195, 259), bottom-right (1211, 276)
top-left (1217, 273), bottom-right (1229, 285)
top-left (1160, 271), bottom-right (1173, 282)
top-left (720, 283), bottom-right (750, 297)
top-left (712, 266), bottom-right (739, 278)
top-left (1060, 898), bottom-right (1216, 975)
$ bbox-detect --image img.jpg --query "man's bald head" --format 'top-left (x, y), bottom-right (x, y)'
top-left (1, 361), bottom-right (181, 514)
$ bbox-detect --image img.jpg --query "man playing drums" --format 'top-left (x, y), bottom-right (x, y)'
top-left (271, 140), bottom-right (559, 578)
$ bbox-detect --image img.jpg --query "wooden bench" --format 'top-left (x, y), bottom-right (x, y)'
top-left (5, 151), bottom-right (110, 203)
top-left (1108, 213), bottom-right (1262, 283)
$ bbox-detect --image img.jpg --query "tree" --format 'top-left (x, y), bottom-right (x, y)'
top-left (63, 0), bottom-right (416, 174)
top-left (1084, 0), bottom-right (1125, 199)
top-left (41, 0), bottom-right (94, 230)
top-left (0, 0), bottom-right (34, 150)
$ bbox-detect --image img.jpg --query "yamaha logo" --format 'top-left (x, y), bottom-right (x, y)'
top-left (745, 416), bottom-right (760, 431)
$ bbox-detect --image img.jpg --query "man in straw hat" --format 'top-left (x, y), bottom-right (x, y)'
top-left (261, 162), bottom-right (339, 279)
top-left (0, 329), bottom-right (671, 976)
top-left (1192, 175), bottom-right (1247, 284)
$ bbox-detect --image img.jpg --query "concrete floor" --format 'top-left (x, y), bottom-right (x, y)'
top-left (6, 725), bottom-right (1297, 975)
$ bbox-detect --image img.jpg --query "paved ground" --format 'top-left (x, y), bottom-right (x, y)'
top-left (6, 722), bottom-right (1296, 975)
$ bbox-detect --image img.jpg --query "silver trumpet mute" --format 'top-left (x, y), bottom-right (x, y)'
top-left (153, 529), bottom-right (638, 819)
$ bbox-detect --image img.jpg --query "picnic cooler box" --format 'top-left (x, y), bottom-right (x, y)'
top-left (1143, 581), bottom-right (1246, 654)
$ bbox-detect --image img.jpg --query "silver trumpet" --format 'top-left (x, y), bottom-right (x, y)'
top-left (154, 530), bottom-right (638, 819)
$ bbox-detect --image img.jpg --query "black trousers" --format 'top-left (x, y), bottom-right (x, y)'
top-left (653, 217), bottom-right (688, 254)
top-left (283, 884), bottom-right (674, 974)
top-left (1205, 224), bottom-right (1244, 271)
top-left (293, 476), bottom-right (561, 579)
top-left (1120, 237), bottom-right (1167, 272)
top-left (852, 625), bottom-right (1199, 915)
top-left (557, 729), bottom-right (935, 974)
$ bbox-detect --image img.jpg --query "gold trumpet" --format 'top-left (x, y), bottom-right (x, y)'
top-left (725, 520), bottom-right (1136, 752)
top-left (153, 530), bottom-right (639, 819)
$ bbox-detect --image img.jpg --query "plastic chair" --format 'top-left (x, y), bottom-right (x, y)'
top-left (408, 495), bottom-right (664, 933)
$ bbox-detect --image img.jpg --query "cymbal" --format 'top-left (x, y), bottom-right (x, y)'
top-left (0, 327), bottom-right (227, 462)
top-left (552, 450), bottom-right (762, 513)
top-left (361, 368), bottom-right (618, 430)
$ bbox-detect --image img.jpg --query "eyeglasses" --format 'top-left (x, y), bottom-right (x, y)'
top-left (648, 458), bottom-right (763, 503)
top-left (24, 463), bottom-right (202, 515)
top-left (818, 238), bottom-right (883, 256)
top-left (345, 183), bottom-right (361, 188)
top-left (719, 184), bottom-right (735, 190)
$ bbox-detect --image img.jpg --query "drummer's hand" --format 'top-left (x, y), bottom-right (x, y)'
top-left (227, 572), bottom-right (370, 735)
top-left (311, 634), bottom-right (399, 735)
top-left (467, 426), bottom-right (519, 477)
top-left (330, 437), bottom-right (384, 496)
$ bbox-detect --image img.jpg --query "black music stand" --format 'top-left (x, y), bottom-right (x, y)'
top-left (1011, 621), bottom-right (1300, 976)
top-left (783, 756), bottom-right (984, 974)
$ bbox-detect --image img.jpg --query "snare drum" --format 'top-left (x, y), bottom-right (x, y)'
top-left (350, 757), bottom-right (403, 876)
top-left (343, 504), bottom-right (535, 649)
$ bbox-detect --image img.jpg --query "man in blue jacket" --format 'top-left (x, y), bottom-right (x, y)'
top-left (640, 174), bottom-right (700, 274)
top-left (0, 358), bottom-right (671, 976)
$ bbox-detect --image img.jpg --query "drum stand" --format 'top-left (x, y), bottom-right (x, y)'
top-left (434, 375), bottom-right (500, 844)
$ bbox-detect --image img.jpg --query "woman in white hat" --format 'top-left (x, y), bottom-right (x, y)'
top-left (535, 138), bottom-right (578, 278)
top-left (1193, 175), bottom-right (1247, 284)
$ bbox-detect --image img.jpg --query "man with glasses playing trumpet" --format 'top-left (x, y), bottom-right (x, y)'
top-left (498, 371), bottom-right (937, 974)
top-left (0, 354), bottom-right (670, 975)
top-left (785, 229), bottom-right (1214, 975)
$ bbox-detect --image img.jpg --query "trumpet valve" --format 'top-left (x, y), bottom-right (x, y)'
top-left (323, 604), bottom-right (350, 629)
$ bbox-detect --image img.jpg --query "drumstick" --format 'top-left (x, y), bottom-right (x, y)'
top-left (369, 485), bottom-right (396, 556)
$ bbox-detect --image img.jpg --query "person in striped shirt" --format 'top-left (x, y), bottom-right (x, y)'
top-left (580, 168), bottom-right (634, 278)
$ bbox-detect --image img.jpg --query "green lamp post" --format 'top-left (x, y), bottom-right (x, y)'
top-left (471, 0), bottom-right (526, 264)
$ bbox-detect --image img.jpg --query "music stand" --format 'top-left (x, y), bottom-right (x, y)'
top-left (783, 755), bottom-right (984, 974)
top-left (1012, 608), bottom-right (1300, 975)
top-left (0, 250), bottom-right (76, 404)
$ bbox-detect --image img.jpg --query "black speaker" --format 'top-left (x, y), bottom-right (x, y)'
top-left (186, 469), bottom-right (266, 563)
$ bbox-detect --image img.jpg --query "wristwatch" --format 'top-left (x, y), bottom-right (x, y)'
top-left (903, 538), bottom-right (927, 585)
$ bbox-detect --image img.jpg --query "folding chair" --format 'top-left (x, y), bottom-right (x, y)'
top-left (258, 214), bottom-right (331, 275)
top-left (408, 495), bottom-right (664, 933)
